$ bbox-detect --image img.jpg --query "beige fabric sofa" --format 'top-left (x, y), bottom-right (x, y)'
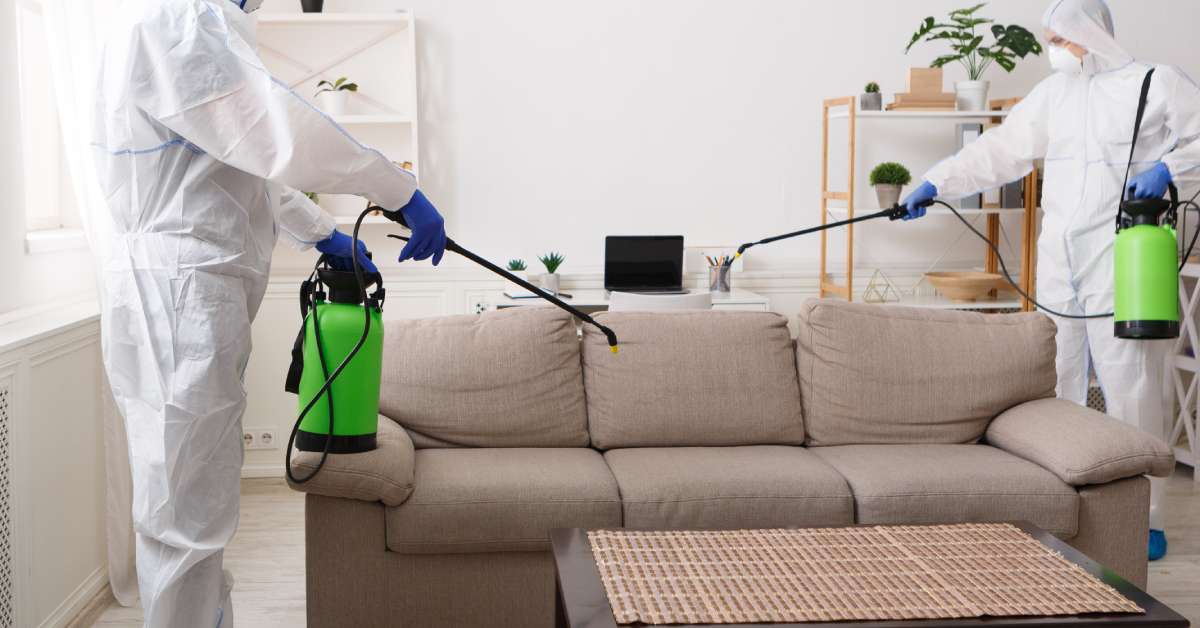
top-left (288, 300), bottom-right (1175, 628)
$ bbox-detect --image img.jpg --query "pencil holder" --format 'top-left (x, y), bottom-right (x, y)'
top-left (709, 266), bottom-right (732, 295)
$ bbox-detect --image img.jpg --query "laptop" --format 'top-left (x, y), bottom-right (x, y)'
top-left (604, 236), bottom-right (687, 294)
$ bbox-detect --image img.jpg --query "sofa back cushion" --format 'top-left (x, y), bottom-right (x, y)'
top-left (796, 299), bottom-right (1056, 446)
top-left (380, 307), bottom-right (589, 448)
top-left (581, 311), bottom-right (805, 449)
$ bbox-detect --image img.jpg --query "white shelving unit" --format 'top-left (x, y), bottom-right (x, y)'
top-left (256, 12), bottom-right (411, 25)
top-left (254, 10), bottom-right (419, 221)
top-left (818, 96), bottom-right (1038, 312)
top-left (1169, 263), bottom-right (1200, 481)
top-left (827, 206), bottom-right (1025, 217)
top-left (828, 110), bottom-right (1011, 121)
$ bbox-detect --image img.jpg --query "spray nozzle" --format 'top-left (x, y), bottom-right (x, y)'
top-left (600, 326), bottom-right (620, 353)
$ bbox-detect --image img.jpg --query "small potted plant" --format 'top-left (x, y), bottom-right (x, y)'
top-left (506, 259), bottom-right (528, 282)
top-left (538, 252), bottom-right (565, 295)
top-left (315, 76), bottom-right (358, 116)
top-left (905, 3), bottom-right (1042, 111)
top-left (861, 82), bottom-right (882, 111)
top-left (869, 162), bottom-right (912, 209)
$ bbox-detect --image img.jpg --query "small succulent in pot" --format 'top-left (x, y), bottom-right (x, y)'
top-left (538, 252), bottom-right (566, 295)
top-left (869, 162), bottom-right (912, 209)
top-left (315, 76), bottom-right (358, 116)
top-left (507, 259), bottom-right (528, 281)
top-left (861, 81), bottom-right (883, 111)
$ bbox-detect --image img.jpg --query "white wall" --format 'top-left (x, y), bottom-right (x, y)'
top-left (262, 0), bottom-right (1200, 278)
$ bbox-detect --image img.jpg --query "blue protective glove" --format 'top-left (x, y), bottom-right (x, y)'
top-left (901, 181), bottom-right (938, 220)
top-left (1127, 162), bottom-right (1172, 200)
top-left (398, 190), bottom-right (447, 265)
top-left (315, 230), bottom-right (379, 274)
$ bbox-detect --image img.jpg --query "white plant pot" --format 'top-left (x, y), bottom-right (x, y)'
top-left (874, 184), bottom-right (903, 210)
top-left (955, 80), bottom-right (990, 112)
top-left (319, 90), bottom-right (348, 116)
top-left (542, 273), bottom-right (561, 295)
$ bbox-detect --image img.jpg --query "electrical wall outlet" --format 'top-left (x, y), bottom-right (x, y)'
top-left (243, 429), bottom-right (276, 450)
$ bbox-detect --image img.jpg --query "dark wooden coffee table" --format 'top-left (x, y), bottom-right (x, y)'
top-left (550, 523), bottom-right (1190, 628)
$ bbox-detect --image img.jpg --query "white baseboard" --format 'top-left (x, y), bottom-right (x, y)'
top-left (40, 566), bottom-right (108, 628)
top-left (242, 462), bottom-right (285, 478)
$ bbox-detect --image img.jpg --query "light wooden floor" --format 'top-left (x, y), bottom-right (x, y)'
top-left (86, 468), bottom-right (1200, 627)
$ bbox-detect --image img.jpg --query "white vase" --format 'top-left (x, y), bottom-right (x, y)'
top-left (542, 273), bottom-right (560, 296)
top-left (319, 90), bottom-right (348, 116)
top-left (955, 80), bottom-right (990, 112)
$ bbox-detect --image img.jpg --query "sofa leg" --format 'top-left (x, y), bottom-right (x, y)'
top-left (1067, 477), bottom-right (1150, 589)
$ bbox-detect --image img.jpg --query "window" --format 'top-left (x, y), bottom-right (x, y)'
top-left (15, 0), bottom-right (79, 234)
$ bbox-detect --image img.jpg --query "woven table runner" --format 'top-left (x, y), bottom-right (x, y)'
top-left (588, 523), bottom-right (1143, 625)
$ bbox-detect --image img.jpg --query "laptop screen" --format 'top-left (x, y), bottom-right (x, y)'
top-left (605, 236), bottom-right (684, 291)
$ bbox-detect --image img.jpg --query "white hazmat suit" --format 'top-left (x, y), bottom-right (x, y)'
top-left (924, 0), bottom-right (1200, 533)
top-left (93, 0), bottom-right (419, 625)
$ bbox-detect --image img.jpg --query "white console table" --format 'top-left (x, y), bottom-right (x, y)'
top-left (494, 289), bottom-right (769, 313)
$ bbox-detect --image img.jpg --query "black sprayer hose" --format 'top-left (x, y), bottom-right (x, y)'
top-left (386, 233), bottom-right (620, 352)
top-left (374, 206), bottom-right (620, 352)
top-left (285, 207), bottom-right (377, 484)
top-left (735, 207), bottom-right (909, 258)
top-left (925, 200), bottom-right (1112, 320)
top-left (732, 199), bottom-right (1197, 321)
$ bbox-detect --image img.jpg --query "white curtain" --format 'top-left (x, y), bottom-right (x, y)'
top-left (40, 0), bottom-right (138, 607)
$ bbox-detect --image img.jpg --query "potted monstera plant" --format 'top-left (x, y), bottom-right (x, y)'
top-left (905, 3), bottom-right (1042, 111)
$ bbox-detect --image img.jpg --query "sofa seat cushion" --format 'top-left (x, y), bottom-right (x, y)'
top-left (811, 444), bottom-right (1079, 537)
top-left (386, 448), bottom-right (621, 554)
top-left (603, 446), bottom-right (853, 529)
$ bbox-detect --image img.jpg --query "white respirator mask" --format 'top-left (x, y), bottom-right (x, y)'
top-left (1049, 45), bottom-right (1084, 75)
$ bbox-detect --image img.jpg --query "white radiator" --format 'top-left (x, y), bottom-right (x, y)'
top-left (0, 383), bottom-right (12, 628)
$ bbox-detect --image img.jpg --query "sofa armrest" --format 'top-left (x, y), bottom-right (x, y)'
top-left (287, 416), bottom-right (415, 506)
top-left (986, 398), bottom-right (1174, 486)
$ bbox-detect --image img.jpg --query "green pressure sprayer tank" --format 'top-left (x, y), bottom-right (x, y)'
top-left (1114, 187), bottom-right (1180, 339)
top-left (294, 266), bottom-right (384, 454)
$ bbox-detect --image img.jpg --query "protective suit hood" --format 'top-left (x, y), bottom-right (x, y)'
top-left (1042, 0), bottom-right (1133, 73)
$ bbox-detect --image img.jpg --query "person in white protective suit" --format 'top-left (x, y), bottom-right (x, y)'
top-left (902, 0), bottom-right (1200, 562)
top-left (92, 0), bottom-right (447, 625)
